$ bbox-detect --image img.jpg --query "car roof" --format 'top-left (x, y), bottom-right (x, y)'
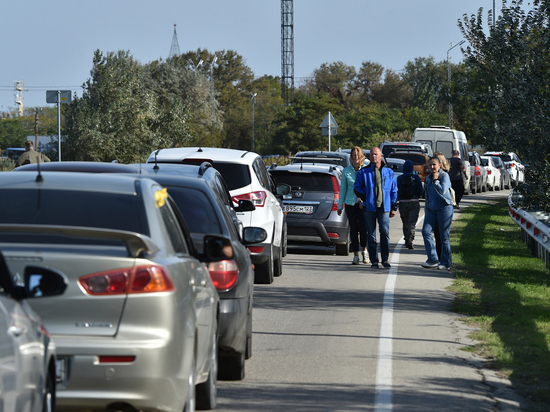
top-left (0, 170), bottom-right (146, 194)
top-left (269, 163), bottom-right (339, 174)
top-left (15, 161), bottom-right (145, 174)
top-left (148, 147), bottom-right (259, 165)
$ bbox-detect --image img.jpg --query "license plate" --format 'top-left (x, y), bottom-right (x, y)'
top-left (283, 205), bottom-right (313, 214)
top-left (56, 357), bottom-right (67, 383)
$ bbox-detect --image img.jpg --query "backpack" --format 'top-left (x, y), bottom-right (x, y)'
top-left (399, 174), bottom-right (416, 200)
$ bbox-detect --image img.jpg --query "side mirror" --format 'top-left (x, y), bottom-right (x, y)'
top-left (276, 183), bottom-right (291, 196)
top-left (24, 267), bottom-right (68, 298)
top-left (235, 199), bottom-right (255, 212)
top-left (242, 227), bottom-right (268, 245)
top-left (203, 235), bottom-right (234, 260)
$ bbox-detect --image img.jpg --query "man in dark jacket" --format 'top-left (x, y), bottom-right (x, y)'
top-left (396, 160), bottom-right (423, 249)
top-left (15, 140), bottom-right (51, 167)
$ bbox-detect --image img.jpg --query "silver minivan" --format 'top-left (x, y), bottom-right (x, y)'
top-left (411, 126), bottom-right (471, 194)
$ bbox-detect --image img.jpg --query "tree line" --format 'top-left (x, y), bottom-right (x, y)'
top-left (1, 1), bottom-right (548, 211)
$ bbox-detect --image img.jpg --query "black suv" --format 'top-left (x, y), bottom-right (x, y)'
top-left (380, 141), bottom-right (433, 159)
top-left (269, 163), bottom-right (350, 255)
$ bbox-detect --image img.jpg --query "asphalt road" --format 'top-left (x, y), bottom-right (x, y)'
top-left (216, 188), bottom-right (526, 411)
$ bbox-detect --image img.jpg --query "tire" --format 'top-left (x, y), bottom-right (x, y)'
top-left (282, 223), bottom-right (288, 258)
top-left (471, 182), bottom-right (476, 194)
top-left (489, 178), bottom-right (494, 191)
top-left (183, 356), bottom-right (196, 412)
top-left (42, 368), bottom-right (55, 412)
top-left (335, 232), bottom-right (350, 256)
top-left (254, 253), bottom-right (274, 284)
top-left (196, 330), bottom-right (218, 410)
top-left (245, 311), bottom-right (252, 360)
top-left (218, 352), bottom-right (245, 381)
top-left (482, 180), bottom-right (487, 192)
top-left (273, 246), bottom-right (283, 277)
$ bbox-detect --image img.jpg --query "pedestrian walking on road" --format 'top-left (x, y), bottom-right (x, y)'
top-left (449, 149), bottom-right (467, 209)
top-left (421, 156), bottom-right (454, 270)
top-left (354, 147), bottom-right (398, 269)
top-left (338, 146), bottom-right (369, 265)
top-left (15, 140), bottom-right (51, 168)
top-left (396, 159), bottom-right (423, 250)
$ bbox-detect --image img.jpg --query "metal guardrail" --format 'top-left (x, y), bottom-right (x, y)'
top-left (508, 191), bottom-right (550, 270)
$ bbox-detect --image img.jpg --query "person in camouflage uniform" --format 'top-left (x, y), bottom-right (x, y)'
top-left (15, 140), bottom-right (51, 167)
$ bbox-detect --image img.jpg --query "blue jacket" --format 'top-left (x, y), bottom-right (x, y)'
top-left (353, 163), bottom-right (397, 212)
top-left (424, 170), bottom-right (453, 211)
top-left (396, 160), bottom-right (423, 201)
top-left (338, 165), bottom-right (361, 209)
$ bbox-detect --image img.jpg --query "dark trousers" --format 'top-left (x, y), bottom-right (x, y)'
top-left (345, 204), bottom-right (367, 252)
top-left (451, 179), bottom-right (464, 206)
top-left (398, 201), bottom-right (420, 244)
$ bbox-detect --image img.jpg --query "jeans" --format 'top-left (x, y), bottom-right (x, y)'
top-left (345, 204), bottom-right (367, 252)
top-left (364, 208), bottom-right (390, 264)
top-left (451, 179), bottom-right (464, 206)
top-left (422, 204), bottom-right (454, 267)
top-left (398, 201), bottom-right (420, 244)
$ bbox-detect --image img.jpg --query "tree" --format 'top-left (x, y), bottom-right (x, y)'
top-left (459, 0), bottom-right (550, 211)
top-left (401, 57), bottom-right (446, 113)
top-left (355, 61), bottom-right (384, 102)
top-left (372, 70), bottom-right (413, 110)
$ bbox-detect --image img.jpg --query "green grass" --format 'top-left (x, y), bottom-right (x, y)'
top-left (449, 199), bottom-right (550, 411)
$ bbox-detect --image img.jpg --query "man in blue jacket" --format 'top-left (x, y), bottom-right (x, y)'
top-left (354, 147), bottom-right (398, 269)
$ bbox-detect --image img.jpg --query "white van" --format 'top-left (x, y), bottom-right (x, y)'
top-left (411, 126), bottom-right (471, 194)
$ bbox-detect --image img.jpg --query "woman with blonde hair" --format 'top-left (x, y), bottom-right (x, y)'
top-left (338, 146), bottom-right (368, 265)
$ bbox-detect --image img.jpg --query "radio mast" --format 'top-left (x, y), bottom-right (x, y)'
top-left (169, 24), bottom-right (181, 58)
top-left (281, 0), bottom-right (294, 105)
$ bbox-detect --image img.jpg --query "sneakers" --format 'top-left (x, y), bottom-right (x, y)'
top-left (382, 261), bottom-right (391, 269)
top-left (437, 265), bottom-right (451, 270)
top-left (352, 256), bottom-right (360, 265)
top-left (371, 263), bottom-right (379, 269)
top-left (421, 261), bottom-right (439, 268)
top-left (405, 242), bottom-right (414, 250)
top-left (361, 251), bottom-right (369, 264)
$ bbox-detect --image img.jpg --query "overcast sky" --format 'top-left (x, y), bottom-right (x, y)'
top-left (1, 0), bottom-right (502, 110)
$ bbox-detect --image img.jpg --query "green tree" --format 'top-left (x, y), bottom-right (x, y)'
top-left (401, 57), bottom-right (446, 112)
top-left (459, 0), bottom-right (550, 211)
top-left (372, 70), bottom-right (413, 109)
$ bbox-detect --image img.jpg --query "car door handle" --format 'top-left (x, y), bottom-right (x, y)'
top-left (7, 325), bottom-right (25, 338)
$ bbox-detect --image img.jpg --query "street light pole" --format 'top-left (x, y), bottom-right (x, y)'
top-left (210, 56), bottom-right (218, 123)
top-left (251, 93), bottom-right (257, 152)
top-left (447, 40), bottom-right (465, 128)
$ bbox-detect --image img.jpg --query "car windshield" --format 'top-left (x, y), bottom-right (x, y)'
top-left (481, 158), bottom-right (489, 166)
top-left (210, 163), bottom-right (251, 191)
top-left (389, 153), bottom-right (426, 165)
top-left (499, 154), bottom-right (512, 162)
top-left (0, 189), bottom-right (149, 235)
top-left (271, 172), bottom-right (334, 192)
top-left (164, 186), bottom-right (222, 235)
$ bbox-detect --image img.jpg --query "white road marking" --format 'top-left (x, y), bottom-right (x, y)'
top-left (374, 215), bottom-right (425, 411)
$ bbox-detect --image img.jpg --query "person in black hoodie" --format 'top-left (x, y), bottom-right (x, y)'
top-left (396, 160), bottom-right (423, 249)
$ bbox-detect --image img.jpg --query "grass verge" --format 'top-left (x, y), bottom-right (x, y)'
top-left (449, 199), bottom-right (550, 411)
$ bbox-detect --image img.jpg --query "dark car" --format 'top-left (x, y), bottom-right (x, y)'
top-left (290, 151), bottom-right (351, 169)
top-left (16, 160), bottom-right (266, 381)
top-left (380, 141), bottom-right (433, 159)
top-left (269, 163), bottom-right (350, 255)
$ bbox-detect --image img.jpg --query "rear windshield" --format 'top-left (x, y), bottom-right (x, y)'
top-left (498, 154), bottom-right (512, 162)
top-left (271, 172), bottom-right (334, 192)
top-left (164, 186), bottom-right (222, 235)
top-left (0, 189), bottom-right (149, 235)
top-left (291, 156), bottom-right (347, 167)
top-left (389, 154), bottom-right (426, 165)
top-left (211, 163), bottom-right (251, 191)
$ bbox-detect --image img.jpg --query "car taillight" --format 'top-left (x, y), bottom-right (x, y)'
top-left (487, 169), bottom-right (492, 175)
top-left (509, 162), bottom-right (515, 168)
top-left (331, 176), bottom-right (340, 211)
top-left (475, 166), bottom-right (481, 176)
top-left (247, 246), bottom-right (264, 253)
top-left (79, 265), bottom-right (175, 295)
top-left (98, 356), bottom-right (136, 363)
top-left (207, 260), bottom-right (239, 291)
top-left (232, 191), bottom-right (267, 207)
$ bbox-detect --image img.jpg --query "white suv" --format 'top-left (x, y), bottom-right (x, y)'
top-left (147, 147), bottom-right (286, 284)
top-left (483, 151), bottom-right (525, 187)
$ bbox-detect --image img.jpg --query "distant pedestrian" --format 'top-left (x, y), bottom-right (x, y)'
top-left (449, 149), bottom-right (467, 209)
top-left (396, 160), bottom-right (423, 250)
top-left (15, 140), bottom-right (51, 168)
top-left (354, 147), bottom-right (398, 269)
top-left (434, 151), bottom-right (450, 259)
top-left (338, 146), bottom-right (368, 265)
top-left (421, 156), bottom-right (454, 270)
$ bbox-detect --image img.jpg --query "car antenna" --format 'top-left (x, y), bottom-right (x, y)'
top-left (36, 157), bottom-right (43, 182)
top-left (153, 149), bottom-right (160, 171)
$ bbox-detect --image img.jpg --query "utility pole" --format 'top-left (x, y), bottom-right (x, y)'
top-left (447, 40), bottom-right (465, 128)
top-left (251, 93), bottom-right (257, 152)
top-left (211, 56), bottom-right (218, 123)
top-left (34, 109), bottom-right (39, 148)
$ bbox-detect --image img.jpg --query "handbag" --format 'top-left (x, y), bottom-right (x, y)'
top-left (449, 187), bottom-right (457, 206)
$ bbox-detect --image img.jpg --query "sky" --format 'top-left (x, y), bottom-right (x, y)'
top-left (1, 0), bottom-right (502, 111)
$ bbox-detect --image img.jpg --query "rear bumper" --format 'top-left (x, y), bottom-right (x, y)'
top-left (287, 219), bottom-right (349, 245)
